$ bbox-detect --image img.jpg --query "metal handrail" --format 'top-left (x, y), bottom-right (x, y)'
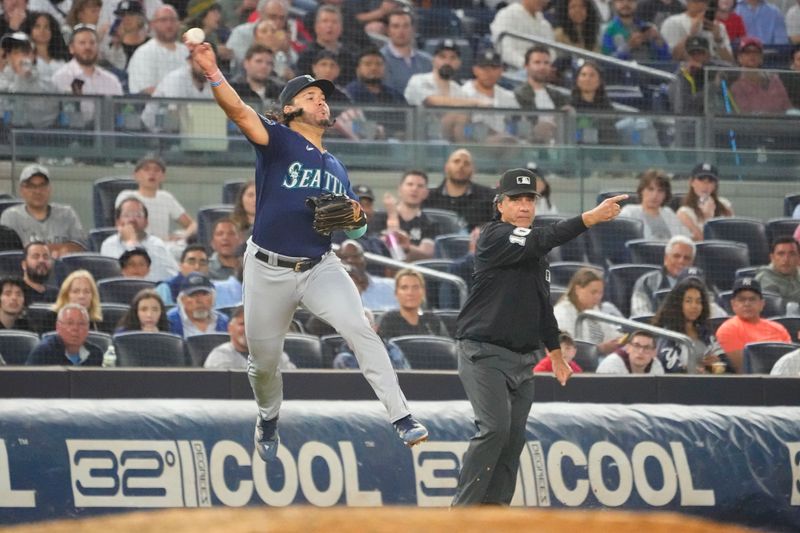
top-left (496, 30), bottom-right (677, 82)
top-left (365, 252), bottom-right (469, 308)
top-left (575, 309), bottom-right (698, 373)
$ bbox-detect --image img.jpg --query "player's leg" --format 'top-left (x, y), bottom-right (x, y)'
top-left (300, 255), bottom-right (426, 443)
top-left (481, 376), bottom-right (535, 505)
top-left (243, 246), bottom-right (299, 460)
top-left (451, 343), bottom-right (512, 506)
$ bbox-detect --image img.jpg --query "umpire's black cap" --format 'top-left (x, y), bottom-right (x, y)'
top-left (496, 168), bottom-right (541, 197)
top-left (279, 75), bottom-right (335, 109)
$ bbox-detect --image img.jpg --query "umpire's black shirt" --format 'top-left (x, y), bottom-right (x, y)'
top-left (456, 215), bottom-right (588, 354)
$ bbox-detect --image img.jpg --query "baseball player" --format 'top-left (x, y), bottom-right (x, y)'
top-left (185, 38), bottom-right (428, 461)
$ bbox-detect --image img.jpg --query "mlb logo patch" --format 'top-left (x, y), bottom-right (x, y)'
top-left (516, 176), bottom-right (531, 185)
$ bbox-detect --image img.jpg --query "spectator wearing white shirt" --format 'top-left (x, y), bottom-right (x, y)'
top-left (770, 347), bottom-right (800, 376)
top-left (100, 197), bottom-right (179, 282)
top-left (460, 49), bottom-right (520, 143)
top-left (660, 0), bottom-right (733, 62)
top-left (126, 4), bottom-right (186, 94)
top-left (490, 0), bottom-right (556, 69)
top-left (788, 1), bottom-right (800, 43)
top-left (596, 330), bottom-right (666, 374)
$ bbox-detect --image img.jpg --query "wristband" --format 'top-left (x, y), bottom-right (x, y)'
top-left (205, 69), bottom-right (225, 87)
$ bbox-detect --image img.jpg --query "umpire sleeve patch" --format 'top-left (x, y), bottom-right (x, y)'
top-left (509, 234), bottom-right (527, 246)
top-left (513, 227), bottom-right (531, 236)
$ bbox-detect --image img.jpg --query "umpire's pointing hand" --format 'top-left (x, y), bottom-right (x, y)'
top-left (581, 194), bottom-right (628, 227)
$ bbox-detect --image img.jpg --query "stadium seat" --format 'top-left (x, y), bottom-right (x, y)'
top-left (743, 341), bottom-right (800, 374)
top-left (549, 261), bottom-right (603, 287)
top-left (434, 234), bottom-right (471, 259)
top-left (222, 179), bottom-right (246, 204)
top-left (596, 190), bottom-right (639, 207)
top-left (55, 253), bottom-right (122, 284)
top-left (765, 217), bottom-right (800, 244)
top-left (87, 227), bottom-right (117, 252)
top-left (196, 204), bottom-right (234, 247)
top-left (707, 316), bottom-right (728, 335)
top-left (604, 264), bottom-right (661, 317)
top-left (668, 192), bottom-right (686, 212)
top-left (625, 239), bottom-right (667, 266)
top-left (694, 240), bottom-right (750, 292)
top-left (703, 217), bottom-right (769, 266)
top-left (586, 216), bottom-right (644, 266)
top-left (433, 309), bottom-right (459, 337)
top-left (783, 193), bottom-right (800, 217)
top-left (113, 331), bottom-right (188, 367)
top-left (411, 259), bottom-right (455, 309)
top-left (98, 303), bottom-right (130, 334)
top-left (283, 333), bottom-right (323, 368)
top-left (92, 176), bottom-right (137, 228)
top-left (573, 339), bottom-right (598, 372)
top-left (26, 303), bottom-right (57, 335)
top-left (320, 334), bottom-right (345, 367)
top-left (97, 277), bottom-right (156, 305)
top-left (770, 316), bottom-right (800, 342)
top-left (0, 330), bottom-right (40, 365)
top-left (389, 335), bottom-right (457, 370)
top-left (718, 290), bottom-right (784, 317)
top-left (534, 214), bottom-right (588, 262)
top-left (653, 288), bottom-right (671, 309)
top-left (421, 208), bottom-right (467, 235)
top-left (0, 199), bottom-right (22, 218)
top-left (0, 250), bottom-right (23, 277)
top-left (42, 330), bottom-right (112, 353)
top-left (185, 333), bottom-right (230, 367)
top-left (735, 266), bottom-right (762, 279)
top-left (550, 285), bottom-right (566, 306)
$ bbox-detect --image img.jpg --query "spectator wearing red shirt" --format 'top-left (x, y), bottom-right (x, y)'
top-left (534, 332), bottom-right (584, 373)
top-left (716, 0), bottom-right (746, 44)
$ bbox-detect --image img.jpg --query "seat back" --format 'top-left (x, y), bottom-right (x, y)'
top-left (735, 266), bottom-right (762, 280)
top-left (320, 334), bottom-right (345, 368)
top-left (550, 285), bottom-right (567, 306)
top-left (432, 309), bottom-right (459, 337)
top-left (586, 216), bottom-right (643, 266)
top-left (55, 253), bottom-right (122, 284)
top-left (668, 192), bottom-right (686, 212)
top-left (0, 330), bottom-right (40, 365)
top-left (113, 331), bottom-right (188, 367)
top-left (42, 330), bottom-right (112, 353)
top-left (604, 264), bottom-right (661, 317)
top-left (783, 193), bottom-right (800, 217)
top-left (548, 261), bottom-right (603, 287)
top-left (573, 339), bottom-right (598, 372)
top-left (625, 239), bottom-right (667, 266)
top-left (196, 204), bottom-right (234, 247)
top-left (92, 176), bottom-right (137, 228)
top-left (222, 180), bottom-right (246, 204)
top-left (421, 208), bottom-right (467, 235)
top-left (770, 316), bottom-right (800, 342)
top-left (535, 214), bottom-right (588, 262)
top-left (596, 191), bottom-right (639, 207)
top-left (185, 333), bottom-right (230, 367)
top-left (707, 316), bottom-right (728, 335)
top-left (743, 341), bottom-right (800, 374)
top-left (0, 250), bottom-right (24, 277)
top-left (97, 277), bottom-right (157, 305)
top-left (0, 199), bottom-right (23, 218)
top-left (98, 303), bottom-right (130, 334)
top-left (283, 333), bottom-right (323, 368)
top-left (389, 334), bottom-right (457, 370)
top-left (434, 234), bottom-right (471, 259)
top-left (694, 240), bottom-right (750, 292)
top-left (88, 227), bottom-right (117, 252)
top-left (26, 303), bottom-right (57, 335)
top-left (765, 217), bottom-right (800, 244)
top-left (703, 217), bottom-right (769, 266)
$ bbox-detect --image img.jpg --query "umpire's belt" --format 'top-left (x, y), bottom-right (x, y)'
top-left (255, 250), bottom-right (322, 272)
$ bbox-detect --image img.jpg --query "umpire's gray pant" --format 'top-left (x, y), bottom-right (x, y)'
top-left (452, 339), bottom-right (537, 506)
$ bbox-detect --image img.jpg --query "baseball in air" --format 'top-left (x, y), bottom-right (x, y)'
top-left (184, 27), bottom-right (205, 44)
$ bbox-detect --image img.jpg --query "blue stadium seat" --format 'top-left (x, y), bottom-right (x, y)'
top-left (0, 250), bottom-right (23, 277)
top-left (596, 191), bottom-right (639, 207)
top-left (283, 333), bottom-right (323, 368)
top-left (97, 277), bottom-right (156, 305)
top-left (26, 303), bottom-right (57, 335)
top-left (625, 239), bottom-right (667, 266)
top-left (743, 341), bottom-right (800, 374)
top-left (573, 339), bottom-right (599, 372)
top-left (770, 316), bottom-right (800, 343)
top-left (422, 208), bottom-right (467, 235)
top-left (534, 214), bottom-right (588, 262)
top-left (196, 204), bottom-right (234, 247)
top-left (783, 193), bottom-right (800, 217)
top-left (434, 234), bottom-right (471, 259)
top-left (42, 330), bottom-right (112, 353)
top-left (604, 264), bottom-right (661, 317)
top-left (694, 240), bottom-right (750, 292)
top-left (703, 217), bottom-right (769, 266)
top-left (98, 303), bottom-right (130, 334)
top-left (0, 330), bottom-right (40, 365)
top-left (549, 261), bottom-right (602, 287)
top-left (185, 333), bottom-right (230, 367)
top-left (389, 334), bottom-right (457, 370)
top-left (222, 180), bottom-right (246, 204)
top-left (88, 227), bottom-right (117, 252)
top-left (412, 259), bottom-right (455, 310)
top-left (55, 253), bottom-right (122, 284)
top-left (586, 216), bottom-right (644, 266)
top-left (765, 217), bottom-right (799, 244)
top-left (113, 331), bottom-right (188, 367)
top-left (92, 176), bottom-right (137, 228)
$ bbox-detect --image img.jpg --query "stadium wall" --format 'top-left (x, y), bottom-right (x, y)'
top-left (0, 399), bottom-right (798, 531)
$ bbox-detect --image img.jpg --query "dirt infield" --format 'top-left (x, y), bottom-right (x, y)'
top-left (0, 507), bottom-right (758, 533)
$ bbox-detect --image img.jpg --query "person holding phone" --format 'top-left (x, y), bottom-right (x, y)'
top-left (660, 0), bottom-right (734, 62)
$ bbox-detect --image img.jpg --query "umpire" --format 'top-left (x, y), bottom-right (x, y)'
top-left (452, 167), bottom-right (626, 506)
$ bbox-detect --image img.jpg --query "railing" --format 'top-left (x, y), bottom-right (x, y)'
top-left (575, 309), bottom-right (697, 373)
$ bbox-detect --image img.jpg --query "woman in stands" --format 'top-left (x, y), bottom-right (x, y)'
top-left (621, 169), bottom-right (692, 240)
top-left (553, 0), bottom-right (601, 51)
top-left (52, 270), bottom-right (103, 329)
top-left (676, 164), bottom-right (734, 241)
top-left (22, 12), bottom-right (69, 80)
top-left (230, 180), bottom-right (256, 239)
top-left (116, 288), bottom-right (169, 333)
top-left (553, 267), bottom-right (623, 355)
top-left (569, 61), bottom-right (620, 145)
top-left (376, 268), bottom-right (448, 340)
top-left (65, 0), bottom-right (102, 36)
top-left (652, 276), bottom-right (731, 373)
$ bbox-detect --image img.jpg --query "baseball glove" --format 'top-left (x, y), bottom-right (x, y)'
top-left (305, 193), bottom-right (367, 235)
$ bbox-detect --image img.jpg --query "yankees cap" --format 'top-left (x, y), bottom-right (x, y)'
top-left (496, 168), bottom-right (541, 197)
top-left (180, 272), bottom-right (215, 295)
top-left (279, 75), bottom-right (335, 108)
top-left (353, 184), bottom-right (374, 201)
top-left (732, 277), bottom-right (762, 297)
top-left (691, 162), bottom-right (719, 181)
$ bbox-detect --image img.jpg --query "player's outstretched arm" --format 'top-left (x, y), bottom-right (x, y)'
top-left (581, 194), bottom-right (628, 227)
top-left (185, 38), bottom-right (268, 146)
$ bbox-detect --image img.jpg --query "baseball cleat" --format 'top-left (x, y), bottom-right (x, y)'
top-left (393, 415), bottom-right (428, 447)
top-left (254, 415), bottom-right (280, 461)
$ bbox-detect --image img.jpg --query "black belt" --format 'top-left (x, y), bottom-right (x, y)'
top-left (255, 250), bottom-right (322, 272)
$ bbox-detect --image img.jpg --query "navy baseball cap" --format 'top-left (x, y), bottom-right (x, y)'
top-left (279, 75), bottom-right (335, 108)
top-left (496, 168), bottom-right (541, 197)
top-left (732, 277), bottom-right (762, 297)
top-left (676, 266), bottom-right (705, 283)
top-left (434, 38), bottom-right (460, 56)
top-left (475, 49), bottom-right (502, 67)
top-left (691, 162), bottom-right (719, 180)
top-left (1, 32), bottom-right (32, 52)
top-left (353, 184), bottom-right (374, 201)
top-left (685, 36), bottom-right (710, 54)
top-left (180, 272), bottom-right (215, 295)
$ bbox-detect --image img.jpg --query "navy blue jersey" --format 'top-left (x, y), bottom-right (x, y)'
top-left (250, 115), bottom-right (357, 257)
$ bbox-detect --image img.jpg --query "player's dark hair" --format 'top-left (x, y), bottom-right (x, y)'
top-left (117, 288), bottom-right (169, 332)
top-left (524, 45), bottom-right (551, 65)
top-left (115, 197), bottom-right (149, 220)
top-left (770, 236), bottom-right (800, 254)
top-left (0, 276), bottom-right (28, 307)
top-left (180, 243), bottom-right (209, 262)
